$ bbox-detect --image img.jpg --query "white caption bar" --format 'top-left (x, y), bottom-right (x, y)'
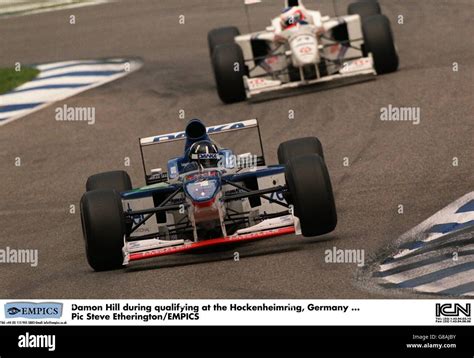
top-left (0, 300), bottom-right (473, 326)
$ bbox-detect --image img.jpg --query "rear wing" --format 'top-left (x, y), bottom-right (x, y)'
top-left (138, 119), bottom-right (266, 184)
top-left (140, 119), bottom-right (258, 146)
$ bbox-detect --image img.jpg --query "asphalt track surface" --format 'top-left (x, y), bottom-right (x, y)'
top-left (0, 0), bottom-right (473, 298)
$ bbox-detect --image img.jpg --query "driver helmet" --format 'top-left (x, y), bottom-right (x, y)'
top-left (280, 6), bottom-right (308, 29)
top-left (187, 140), bottom-right (220, 169)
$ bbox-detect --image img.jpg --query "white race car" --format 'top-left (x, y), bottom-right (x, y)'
top-left (208, 0), bottom-right (399, 103)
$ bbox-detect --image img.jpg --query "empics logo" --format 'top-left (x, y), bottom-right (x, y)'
top-left (7, 307), bottom-right (21, 315)
top-left (18, 332), bottom-right (56, 352)
top-left (5, 302), bottom-right (63, 319)
top-left (436, 303), bottom-right (471, 323)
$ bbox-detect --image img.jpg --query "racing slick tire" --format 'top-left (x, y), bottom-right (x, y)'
top-left (211, 43), bottom-right (247, 104)
top-left (348, 1), bottom-right (381, 19)
top-left (361, 14), bottom-right (399, 74)
top-left (86, 170), bottom-right (132, 192)
top-left (80, 189), bottom-right (125, 271)
top-left (278, 137), bottom-right (324, 164)
top-left (208, 26), bottom-right (240, 56)
top-left (285, 154), bottom-right (337, 237)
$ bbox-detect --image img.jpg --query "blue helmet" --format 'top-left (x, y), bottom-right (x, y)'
top-left (187, 140), bottom-right (220, 169)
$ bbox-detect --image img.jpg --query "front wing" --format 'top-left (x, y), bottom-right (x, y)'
top-left (244, 55), bottom-right (376, 101)
top-left (123, 226), bottom-right (296, 265)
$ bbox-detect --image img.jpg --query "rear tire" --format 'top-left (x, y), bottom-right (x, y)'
top-left (81, 189), bottom-right (125, 271)
top-left (278, 137), bottom-right (324, 164)
top-left (86, 170), bottom-right (132, 192)
top-left (208, 26), bottom-right (240, 56)
top-left (361, 15), bottom-right (399, 74)
top-left (285, 154), bottom-right (337, 236)
top-left (348, 1), bottom-right (381, 19)
top-left (211, 43), bottom-right (246, 103)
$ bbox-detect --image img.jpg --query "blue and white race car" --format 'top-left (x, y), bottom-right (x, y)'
top-left (80, 119), bottom-right (337, 271)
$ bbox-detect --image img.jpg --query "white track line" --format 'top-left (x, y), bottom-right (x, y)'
top-left (378, 192), bottom-right (474, 297)
top-left (413, 268), bottom-right (474, 294)
top-left (0, 108), bottom-right (32, 121)
top-left (381, 250), bottom-right (474, 283)
top-left (36, 59), bottom-right (112, 71)
top-left (35, 63), bottom-right (128, 78)
top-left (0, 58), bottom-right (142, 126)
top-left (0, 0), bottom-right (111, 18)
top-left (17, 75), bottom-right (116, 88)
top-left (379, 244), bottom-right (474, 272)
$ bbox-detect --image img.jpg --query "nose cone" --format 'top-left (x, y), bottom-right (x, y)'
top-left (290, 32), bottom-right (319, 67)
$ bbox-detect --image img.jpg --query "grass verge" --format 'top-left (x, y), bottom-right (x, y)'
top-left (0, 67), bottom-right (39, 95)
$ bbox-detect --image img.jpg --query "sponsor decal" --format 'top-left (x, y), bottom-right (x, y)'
top-left (340, 57), bottom-right (372, 73)
top-left (198, 153), bottom-right (219, 160)
top-left (126, 203), bottom-right (150, 233)
top-left (269, 191), bottom-right (285, 202)
top-left (149, 121), bottom-right (255, 144)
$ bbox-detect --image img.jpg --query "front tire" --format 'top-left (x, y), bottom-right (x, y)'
top-left (86, 170), bottom-right (132, 192)
top-left (278, 137), bottom-right (324, 164)
top-left (81, 189), bottom-right (126, 271)
top-left (348, 0), bottom-right (381, 19)
top-left (285, 154), bottom-right (337, 237)
top-left (208, 26), bottom-right (240, 56)
top-left (211, 43), bottom-right (246, 104)
top-left (361, 15), bottom-right (399, 74)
